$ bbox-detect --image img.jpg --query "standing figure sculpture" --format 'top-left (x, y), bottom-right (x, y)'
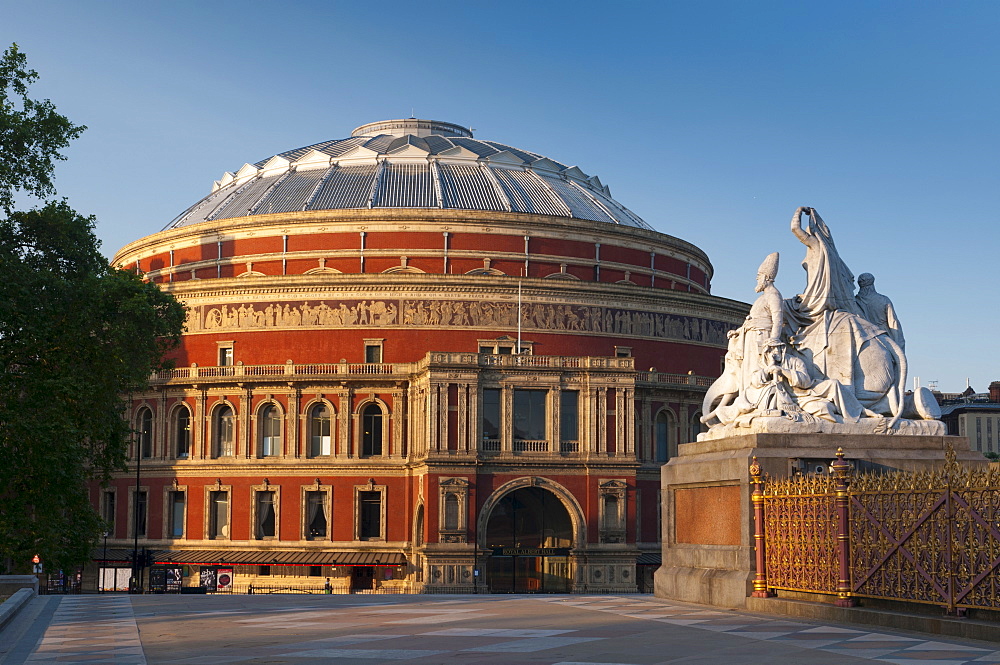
top-left (855, 272), bottom-right (904, 350)
top-left (788, 206), bottom-right (862, 320)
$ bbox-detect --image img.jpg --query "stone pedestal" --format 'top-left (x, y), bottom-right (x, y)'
top-left (421, 546), bottom-right (478, 593)
top-left (655, 433), bottom-right (978, 608)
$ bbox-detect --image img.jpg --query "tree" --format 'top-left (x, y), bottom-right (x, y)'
top-left (0, 44), bottom-right (185, 574)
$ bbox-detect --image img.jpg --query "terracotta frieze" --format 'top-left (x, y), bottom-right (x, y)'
top-left (185, 298), bottom-right (731, 346)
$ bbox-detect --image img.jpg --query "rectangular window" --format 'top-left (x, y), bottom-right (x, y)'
top-left (560, 391), bottom-right (579, 442)
top-left (259, 565), bottom-right (271, 576)
top-left (364, 344), bottom-right (382, 364)
top-left (305, 491), bottom-right (328, 540)
top-left (256, 491), bottom-right (276, 539)
top-left (359, 491), bottom-right (382, 540)
top-left (102, 491), bottom-right (116, 535)
top-left (482, 389), bottom-right (501, 442)
top-left (209, 491), bottom-right (229, 539)
top-left (219, 346), bottom-right (233, 366)
top-left (309, 565), bottom-right (322, 577)
top-left (513, 389), bottom-right (547, 441)
top-left (614, 346), bottom-right (631, 358)
top-left (133, 490), bottom-right (148, 538)
top-left (479, 345), bottom-right (494, 354)
top-left (169, 491), bottom-right (185, 538)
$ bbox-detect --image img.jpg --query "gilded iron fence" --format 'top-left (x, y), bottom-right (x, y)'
top-left (755, 473), bottom-right (839, 596)
top-left (751, 447), bottom-right (1000, 612)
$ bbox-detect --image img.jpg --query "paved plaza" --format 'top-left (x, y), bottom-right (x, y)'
top-left (1, 593), bottom-right (999, 665)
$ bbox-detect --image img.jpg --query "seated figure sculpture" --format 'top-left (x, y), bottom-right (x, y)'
top-left (699, 207), bottom-right (942, 439)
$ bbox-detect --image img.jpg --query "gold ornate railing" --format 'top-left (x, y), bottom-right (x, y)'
top-left (759, 474), bottom-right (839, 595)
top-left (752, 446), bottom-right (1000, 613)
top-left (849, 457), bottom-right (1000, 612)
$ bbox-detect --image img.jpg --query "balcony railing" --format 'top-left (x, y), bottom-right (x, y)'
top-left (513, 439), bottom-right (548, 452)
top-left (150, 357), bottom-right (715, 388)
top-left (634, 371), bottom-right (715, 387)
top-left (426, 353), bottom-right (636, 371)
top-left (151, 362), bottom-right (410, 383)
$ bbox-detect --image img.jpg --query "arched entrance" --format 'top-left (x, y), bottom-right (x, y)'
top-left (482, 486), bottom-right (574, 592)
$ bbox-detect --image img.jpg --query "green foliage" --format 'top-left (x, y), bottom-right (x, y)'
top-left (0, 44), bottom-right (85, 214)
top-left (0, 45), bottom-right (185, 573)
top-left (984, 451), bottom-right (999, 461)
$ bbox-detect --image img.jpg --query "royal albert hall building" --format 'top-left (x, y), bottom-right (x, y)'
top-left (91, 118), bottom-right (745, 594)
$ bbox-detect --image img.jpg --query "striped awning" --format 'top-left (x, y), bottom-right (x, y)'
top-left (148, 550), bottom-right (406, 566)
top-left (92, 548), bottom-right (140, 564)
top-left (636, 552), bottom-right (661, 566)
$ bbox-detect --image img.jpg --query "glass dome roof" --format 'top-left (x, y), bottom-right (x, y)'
top-left (166, 119), bottom-right (651, 231)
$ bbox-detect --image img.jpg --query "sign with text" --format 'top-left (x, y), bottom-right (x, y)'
top-left (491, 547), bottom-right (569, 557)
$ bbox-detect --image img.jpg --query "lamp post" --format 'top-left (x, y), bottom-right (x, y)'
top-left (101, 531), bottom-right (108, 594)
top-left (131, 438), bottom-right (142, 594)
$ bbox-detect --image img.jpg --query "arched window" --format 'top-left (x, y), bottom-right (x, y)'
top-left (444, 494), bottom-right (459, 531)
top-left (175, 407), bottom-right (191, 459)
top-left (137, 408), bottom-right (153, 459)
top-left (655, 411), bottom-right (675, 463)
top-left (259, 404), bottom-right (281, 457)
top-left (213, 405), bottom-right (234, 458)
top-left (361, 403), bottom-right (383, 457)
top-left (308, 403), bottom-right (332, 457)
top-left (690, 411), bottom-right (706, 441)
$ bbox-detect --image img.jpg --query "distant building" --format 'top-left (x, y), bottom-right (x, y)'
top-left (90, 118), bottom-right (747, 593)
top-left (937, 382), bottom-right (1000, 455)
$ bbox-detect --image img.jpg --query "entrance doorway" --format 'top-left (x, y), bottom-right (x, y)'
top-left (483, 486), bottom-right (574, 593)
top-left (350, 566), bottom-right (374, 591)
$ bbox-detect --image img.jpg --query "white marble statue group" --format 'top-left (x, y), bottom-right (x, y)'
top-left (699, 207), bottom-right (943, 440)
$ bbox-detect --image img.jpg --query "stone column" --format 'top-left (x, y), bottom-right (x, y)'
top-left (194, 390), bottom-right (206, 460)
top-left (457, 384), bottom-right (467, 453)
top-left (640, 395), bottom-right (652, 461)
top-left (241, 387), bottom-right (252, 459)
top-left (466, 383), bottom-right (479, 454)
top-left (392, 389), bottom-right (405, 458)
top-left (597, 387), bottom-right (608, 457)
top-left (501, 385), bottom-right (513, 454)
top-left (438, 384), bottom-right (448, 453)
top-left (287, 386), bottom-right (300, 458)
top-left (157, 390), bottom-right (167, 459)
top-left (627, 388), bottom-right (636, 456)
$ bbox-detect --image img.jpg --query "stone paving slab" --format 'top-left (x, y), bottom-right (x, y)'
top-left (5, 594), bottom-right (1000, 665)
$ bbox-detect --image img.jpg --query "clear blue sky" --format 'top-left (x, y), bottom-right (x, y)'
top-left (5, 1), bottom-right (998, 394)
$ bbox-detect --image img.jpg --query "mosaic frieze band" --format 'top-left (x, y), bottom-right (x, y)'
top-left (185, 298), bottom-right (733, 345)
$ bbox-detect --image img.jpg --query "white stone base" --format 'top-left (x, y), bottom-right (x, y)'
top-left (698, 415), bottom-right (945, 441)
